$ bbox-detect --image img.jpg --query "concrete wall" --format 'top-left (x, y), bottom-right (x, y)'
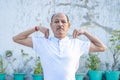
top-left (0, 0), bottom-right (120, 75)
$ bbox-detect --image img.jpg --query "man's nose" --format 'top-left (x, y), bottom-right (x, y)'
top-left (58, 21), bottom-right (63, 26)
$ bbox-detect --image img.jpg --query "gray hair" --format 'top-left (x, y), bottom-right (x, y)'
top-left (51, 13), bottom-right (69, 22)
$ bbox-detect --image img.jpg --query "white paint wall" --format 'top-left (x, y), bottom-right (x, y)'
top-left (0, 0), bottom-right (120, 74)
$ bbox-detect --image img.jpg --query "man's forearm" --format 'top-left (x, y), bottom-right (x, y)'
top-left (13, 28), bottom-right (35, 42)
top-left (12, 26), bottom-right (47, 47)
top-left (13, 26), bottom-right (48, 42)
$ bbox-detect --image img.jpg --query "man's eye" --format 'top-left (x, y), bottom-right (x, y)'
top-left (54, 21), bottom-right (59, 23)
top-left (62, 21), bottom-right (67, 23)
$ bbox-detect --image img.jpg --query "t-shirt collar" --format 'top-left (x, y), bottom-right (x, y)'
top-left (51, 36), bottom-right (69, 42)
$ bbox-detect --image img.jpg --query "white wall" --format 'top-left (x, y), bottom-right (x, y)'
top-left (0, 0), bottom-right (120, 73)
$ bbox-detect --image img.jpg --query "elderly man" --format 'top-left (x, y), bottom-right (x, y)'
top-left (13, 13), bottom-right (106, 80)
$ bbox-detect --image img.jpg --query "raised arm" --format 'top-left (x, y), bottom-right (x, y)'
top-left (73, 29), bottom-right (107, 52)
top-left (12, 26), bottom-right (49, 48)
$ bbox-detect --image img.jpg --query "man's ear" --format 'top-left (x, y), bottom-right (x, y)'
top-left (50, 22), bottom-right (52, 28)
top-left (68, 23), bottom-right (70, 28)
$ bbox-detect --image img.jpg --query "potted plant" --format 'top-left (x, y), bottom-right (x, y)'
top-left (105, 29), bottom-right (120, 80)
top-left (5, 50), bottom-right (17, 80)
top-left (0, 50), bottom-right (12, 80)
top-left (75, 72), bottom-right (85, 80)
top-left (32, 56), bottom-right (43, 80)
top-left (85, 53), bottom-right (103, 80)
top-left (75, 55), bottom-right (87, 80)
top-left (13, 49), bottom-right (33, 80)
top-left (0, 53), bottom-right (8, 80)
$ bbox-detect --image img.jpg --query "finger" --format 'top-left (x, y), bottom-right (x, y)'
top-left (73, 29), bottom-right (78, 38)
top-left (72, 29), bottom-right (76, 38)
top-left (47, 29), bottom-right (49, 38)
top-left (75, 30), bottom-right (78, 38)
top-left (72, 30), bottom-right (74, 38)
top-left (45, 29), bottom-right (49, 39)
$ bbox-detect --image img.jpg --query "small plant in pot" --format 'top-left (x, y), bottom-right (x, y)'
top-left (85, 53), bottom-right (103, 80)
top-left (105, 29), bottom-right (120, 80)
top-left (75, 55), bottom-right (87, 80)
top-left (13, 49), bottom-right (33, 80)
top-left (0, 50), bottom-right (16, 80)
top-left (75, 71), bottom-right (85, 80)
top-left (0, 53), bottom-right (8, 80)
top-left (32, 56), bottom-right (43, 80)
top-left (5, 50), bottom-right (16, 80)
top-left (0, 50), bottom-right (13, 80)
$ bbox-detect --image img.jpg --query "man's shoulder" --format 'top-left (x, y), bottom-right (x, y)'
top-left (69, 38), bottom-right (81, 42)
top-left (32, 36), bottom-right (50, 41)
top-left (69, 38), bottom-right (90, 44)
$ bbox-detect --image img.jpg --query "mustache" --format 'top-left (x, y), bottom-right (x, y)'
top-left (57, 26), bottom-right (64, 30)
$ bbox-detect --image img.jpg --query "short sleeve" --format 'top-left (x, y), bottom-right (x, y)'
top-left (79, 40), bottom-right (90, 55)
top-left (32, 36), bottom-right (42, 54)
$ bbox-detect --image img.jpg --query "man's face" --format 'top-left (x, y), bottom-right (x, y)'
top-left (50, 13), bottom-right (70, 39)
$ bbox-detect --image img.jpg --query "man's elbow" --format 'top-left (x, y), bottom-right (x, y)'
top-left (12, 36), bottom-right (18, 43)
top-left (100, 46), bottom-right (107, 52)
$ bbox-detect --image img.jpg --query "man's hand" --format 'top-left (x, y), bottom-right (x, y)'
top-left (37, 26), bottom-right (49, 39)
top-left (72, 29), bottom-right (85, 38)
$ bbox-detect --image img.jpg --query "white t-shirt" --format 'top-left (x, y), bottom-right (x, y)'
top-left (32, 36), bottom-right (90, 80)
